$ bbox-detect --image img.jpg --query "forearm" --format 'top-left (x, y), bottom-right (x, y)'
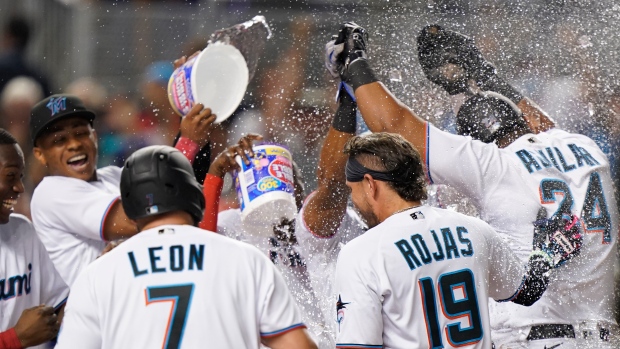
top-left (198, 174), bottom-right (224, 232)
top-left (303, 128), bottom-right (353, 237)
top-left (518, 97), bottom-right (556, 133)
top-left (355, 82), bottom-right (427, 153)
top-left (511, 252), bottom-right (551, 306)
top-left (0, 328), bottom-right (22, 349)
top-left (315, 128), bottom-right (353, 208)
top-left (174, 137), bottom-right (200, 165)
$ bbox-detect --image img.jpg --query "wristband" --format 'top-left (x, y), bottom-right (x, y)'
top-left (332, 85), bottom-right (357, 134)
top-left (174, 137), bottom-right (200, 165)
top-left (199, 173), bottom-right (224, 232)
top-left (0, 328), bottom-right (23, 349)
top-left (344, 58), bottom-right (379, 91)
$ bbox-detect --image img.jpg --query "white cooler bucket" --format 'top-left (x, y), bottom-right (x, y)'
top-left (167, 42), bottom-right (249, 123)
top-left (233, 144), bottom-right (297, 237)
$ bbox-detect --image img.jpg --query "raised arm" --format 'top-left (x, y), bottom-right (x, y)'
top-left (416, 24), bottom-right (555, 132)
top-left (302, 81), bottom-right (358, 237)
top-left (199, 134), bottom-right (262, 232)
top-left (327, 23), bottom-right (428, 155)
top-left (355, 82), bottom-right (427, 156)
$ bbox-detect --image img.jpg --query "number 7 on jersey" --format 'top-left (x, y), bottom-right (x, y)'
top-left (145, 283), bottom-right (195, 349)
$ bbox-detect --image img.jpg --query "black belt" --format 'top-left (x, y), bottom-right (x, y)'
top-left (527, 324), bottom-right (575, 340)
top-left (527, 324), bottom-right (611, 341)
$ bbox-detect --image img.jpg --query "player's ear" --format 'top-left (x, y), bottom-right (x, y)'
top-left (32, 147), bottom-right (48, 167)
top-left (364, 174), bottom-right (377, 196)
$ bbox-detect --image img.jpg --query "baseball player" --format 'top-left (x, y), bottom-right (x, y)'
top-left (56, 145), bottom-right (317, 349)
top-left (291, 74), bottom-right (368, 345)
top-left (328, 22), bottom-right (619, 348)
top-left (0, 129), bottom-right (69, 349)
top-left (200, 135), bottom-right (332, 348)
top-left (334, 132), bottom-right (581, 348)
top-left (201, 78), bottom-right (368, 347)
top-left (29, 94), bottom-right (214, 286)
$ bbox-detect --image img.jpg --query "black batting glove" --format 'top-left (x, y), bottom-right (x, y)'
top-left (334, 22), bottom-right (378, 91)
top-left (532, 207), bottom-right (583, 268)
top-left (417, 24), bottom-right (523, 103)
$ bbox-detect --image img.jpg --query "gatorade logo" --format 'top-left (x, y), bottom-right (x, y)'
top-left (257, 177), bottom-right (282, 192)
top-left (268, 158), bottom-right (294, 185)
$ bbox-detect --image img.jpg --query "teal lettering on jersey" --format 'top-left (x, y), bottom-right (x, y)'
top-left (128, 244), bottom-right (205, 277)
top-left (516, 150), bottom-right (541, 173)
top-left (441, 228), bottom-right (460, 259)
top-left (395, 228), bottom-right (474, 270)
top-left (0, 263), bottom-right (32, 300)
top-left (516, 143), bottom-right (599, 174)
top-left (456, 226), bottom-right (474, 256)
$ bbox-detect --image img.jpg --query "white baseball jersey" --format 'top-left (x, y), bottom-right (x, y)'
top-left (0, 214), bottom-right (69, 349)
top-left (217, 208), bottom-right (332, 348)
top-left (31, 166), bottom-right (121, 286)
top-left (426, 124), bottom-right (619, 342)
top-left (56, 224), bottom-right (305, 349)
top-left (335, 206), bottom-right (526, 349)
top-left (295, 192), bottom-right (367, 344)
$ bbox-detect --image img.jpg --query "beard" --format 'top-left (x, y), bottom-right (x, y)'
top-left (353, 199), bottom-right (380, 229)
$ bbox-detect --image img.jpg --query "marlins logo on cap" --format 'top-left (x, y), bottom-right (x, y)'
top-left (30, 94), bottom-right (96, 145)
top-left (46, 97), bottom-right (67, 116)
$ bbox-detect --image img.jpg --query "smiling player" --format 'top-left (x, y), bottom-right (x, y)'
top-left (29, 94), bottom-right (215, 286)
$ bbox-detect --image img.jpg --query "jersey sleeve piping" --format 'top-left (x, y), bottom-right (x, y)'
top-left (300, 191), bottom-right (341, 239)
top-left (336, 344), bottom-right (383, 348)
top-left (425, 122), bottom-right (434, 184)
top-left (99, 197), bottom-right (120, 242)
top-left (260, 323), bottom-right (306, 338)
top-left (54, 296), bottom-right (68, 310)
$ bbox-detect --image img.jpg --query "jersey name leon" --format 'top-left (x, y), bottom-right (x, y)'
top-left (128, 244), bottom-right (205, 277)
top-left (395, 226), bottom-right (474, 270)
top-left (1, 263), bottom-right (33, 300)
top-left (515, 142), bottom-right (600, 174)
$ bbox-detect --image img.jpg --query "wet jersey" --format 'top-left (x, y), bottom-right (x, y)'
top-left (295, 192), bottom-right (367, 344)
top-left (426, 124), bottom-right (619, 335)
top-left (56, 224), bottom-right (305, 349)
top-left (31, 166), bottom-right (121, 286)
top-left (0, 214), bottom-right (69, 349)
top-left (217, 208), bottom-right (331, 348)
top-left (334, 206), bottom-right (525, 349)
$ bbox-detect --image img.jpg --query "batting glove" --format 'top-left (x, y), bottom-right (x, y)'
top-left (417, 24), bottom-right (523, 103)
top-left (532, 208), bottom-right (583, 268)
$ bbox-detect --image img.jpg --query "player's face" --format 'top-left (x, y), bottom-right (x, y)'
top-left (346, 179), bottom-right (379, 229)
top-left (33, 118), bottom-right (98, 182)
top-left (0, 144), bottom-right (25, 224)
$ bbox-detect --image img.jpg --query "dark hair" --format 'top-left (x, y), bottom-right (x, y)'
top-left (344, 132), bottom-right (427, 201)
top-left (0, 129), bottom-right (18, 145)
top-left (5, 16), bottom-right (30, 50)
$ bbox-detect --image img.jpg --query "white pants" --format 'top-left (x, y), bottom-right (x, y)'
top-left (494, 321), bottom-right (620, 349)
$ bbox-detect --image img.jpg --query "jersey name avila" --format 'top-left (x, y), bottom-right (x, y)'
top-left (395, 226), bottom-right (474, 270)
top-left (515, 143), bottom-right (600, 174)
top-left (1, 263), bottom-right (33, 300)
top-left (127, 244), bottom-right (205, 277)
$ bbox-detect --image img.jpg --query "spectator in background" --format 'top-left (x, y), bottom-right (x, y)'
top-left (139, 60), bottom-right (178, 146)
top-left (0, 76), bottom-right (45, 218)
top-left (63, 77), bottom-right (144, 168)
top-left (0, 16), bottom-right (51, 96)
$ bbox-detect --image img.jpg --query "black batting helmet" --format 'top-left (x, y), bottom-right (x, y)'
top-left (120, 145), bottom-right (204, 224)
top-left (456, 91), bottom-right (527, 143)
